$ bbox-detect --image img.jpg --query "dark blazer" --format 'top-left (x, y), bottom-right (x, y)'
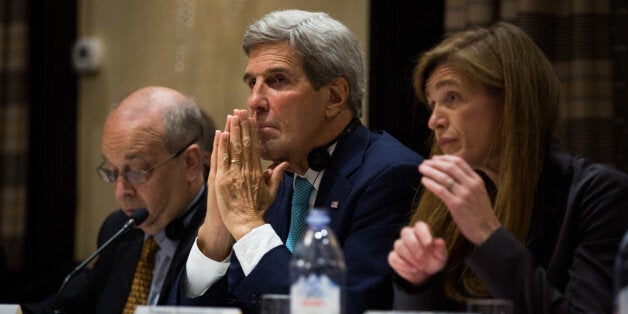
top-left (170, 125), bottom-right (424, 313)
top-left (22, 187), bottom-right (207, 314)
top-left (393, 145), bottom-right (628, 313)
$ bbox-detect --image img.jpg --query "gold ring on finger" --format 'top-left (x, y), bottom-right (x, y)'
top-left (445, 177), bottom-right (455, 191)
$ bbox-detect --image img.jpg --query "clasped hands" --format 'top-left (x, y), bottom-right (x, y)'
top-left (388, 155), bottom-right (501, 285)
top-left (197, 109), bottom-right (288, 261)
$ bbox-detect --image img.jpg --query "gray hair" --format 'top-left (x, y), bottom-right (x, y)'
top-left (161, 97), bottom-right (205, 154)
top-left (242, 9), bottom-right (365, 118)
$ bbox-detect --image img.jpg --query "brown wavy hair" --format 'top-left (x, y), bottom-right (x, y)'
top-left (410, 22), bottom-right (564, 302)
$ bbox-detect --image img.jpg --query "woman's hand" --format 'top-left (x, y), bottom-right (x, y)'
top-left (388, 221), bottom-right (448, 285)
top-left (419, 155), bottom-right (501, 245)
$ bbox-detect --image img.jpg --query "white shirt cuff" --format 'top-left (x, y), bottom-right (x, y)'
top-left (184, 237), bottom-right (231, 298)
top-left (233, 223), bottom-right (283, 276)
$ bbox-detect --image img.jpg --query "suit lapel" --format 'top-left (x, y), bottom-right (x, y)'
top-left (263, 125), bottom-right (370, 242)
top-left (315, 126), bottom-right (370, 218)
top-left (98, 229), bottom-right (143, 314)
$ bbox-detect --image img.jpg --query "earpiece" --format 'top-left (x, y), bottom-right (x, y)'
top-left (307, 147), bottom-right (333, 172)
top-left (306, 119), bottom-right (361, 171)
top-left (165, 219), bottom-right (184, 241)
top-left (165, 207), bottom-right (196, 241)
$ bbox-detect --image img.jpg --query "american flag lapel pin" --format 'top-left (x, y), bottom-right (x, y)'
top-left (330, 201), bottom-right (339, 208)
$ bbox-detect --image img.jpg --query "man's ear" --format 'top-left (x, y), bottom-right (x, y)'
top-left (184, 144), bottom-right (203, 181)
top-left (326, 77), bottom-right (350, 118)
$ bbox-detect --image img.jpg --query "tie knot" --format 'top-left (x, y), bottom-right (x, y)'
top-left (294, 176), bottom-right (313, 199)
top-left (142, 236), bottom-right (159, 262)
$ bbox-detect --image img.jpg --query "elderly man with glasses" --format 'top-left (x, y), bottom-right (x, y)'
top-left (22, 86), bottom-right (212, 314)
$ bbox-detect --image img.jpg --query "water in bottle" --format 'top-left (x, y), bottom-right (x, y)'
top-left (290, 208), bottom-right (346, 314)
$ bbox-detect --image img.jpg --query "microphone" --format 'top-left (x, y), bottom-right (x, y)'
top-left (53, 208), bottom-right (149, 314)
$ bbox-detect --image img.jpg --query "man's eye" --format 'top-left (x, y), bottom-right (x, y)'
top-left (247, 79), bottom-right (256, 88)
top-left (270, 76), bottom-right (287, 85)
top-left (446, 92), bottom-right (459, 103)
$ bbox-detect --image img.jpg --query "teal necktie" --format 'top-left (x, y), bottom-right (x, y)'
top-left (286, 176), bottom-right (314, 252)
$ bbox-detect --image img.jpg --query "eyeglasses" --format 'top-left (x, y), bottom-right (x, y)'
top-left (97, 139), bottom-right (196, 186)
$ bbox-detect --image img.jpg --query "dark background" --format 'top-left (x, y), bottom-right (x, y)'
top-left (2, 0), bottom-right (77, 303)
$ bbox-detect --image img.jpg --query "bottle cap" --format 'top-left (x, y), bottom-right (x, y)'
top-left (307, 208), bottom-right (330, 227)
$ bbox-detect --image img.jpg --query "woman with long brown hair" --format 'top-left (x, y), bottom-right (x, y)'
top-left (388, 22), bottom-right (628, 313)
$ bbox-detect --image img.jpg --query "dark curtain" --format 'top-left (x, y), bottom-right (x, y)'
top-left (369, 1), bottom-right (445, 158)
top-left (0, 0), bottom-right (29, 279)
top-left (0, 0), bottom-right (77, 304)
top-left (613, 0), bottom-right (628, 171)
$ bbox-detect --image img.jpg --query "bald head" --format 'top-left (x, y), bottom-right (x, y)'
top-left (104, 86), bottom-right (204, 155)
top-left (112, 86), bottom-right (191, 118)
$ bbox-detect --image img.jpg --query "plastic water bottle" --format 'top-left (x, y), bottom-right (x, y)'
top-left (290, 208), bottom-right (346, 314)
top-left (615, 229), bottom-right (628, 314)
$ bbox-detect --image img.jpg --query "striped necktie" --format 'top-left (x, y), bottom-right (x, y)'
top-left (286, 176), bottom-right (314, 252)
top-left (123, 236), bottom-right (159, 314)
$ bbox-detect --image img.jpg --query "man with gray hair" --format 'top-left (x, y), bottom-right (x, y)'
top-left (170, 10), bottom-right (423, 313)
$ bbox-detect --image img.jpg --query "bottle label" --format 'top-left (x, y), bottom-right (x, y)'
top-left (290, 274), bottom-right (341, 314)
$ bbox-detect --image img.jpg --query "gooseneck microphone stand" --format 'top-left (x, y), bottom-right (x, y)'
top-left (53, 208), bottom-right (148, 314)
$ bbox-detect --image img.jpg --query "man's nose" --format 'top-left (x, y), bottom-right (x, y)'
top-left (113, 176), bottom-right (134, 198)
top-left (247, 82), bottom-right (269, 113)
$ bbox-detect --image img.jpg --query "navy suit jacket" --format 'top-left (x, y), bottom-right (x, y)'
top-left (170, 125), bottom-right (423, 313)
top-left (22, 188), bottom-right (207, 314)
